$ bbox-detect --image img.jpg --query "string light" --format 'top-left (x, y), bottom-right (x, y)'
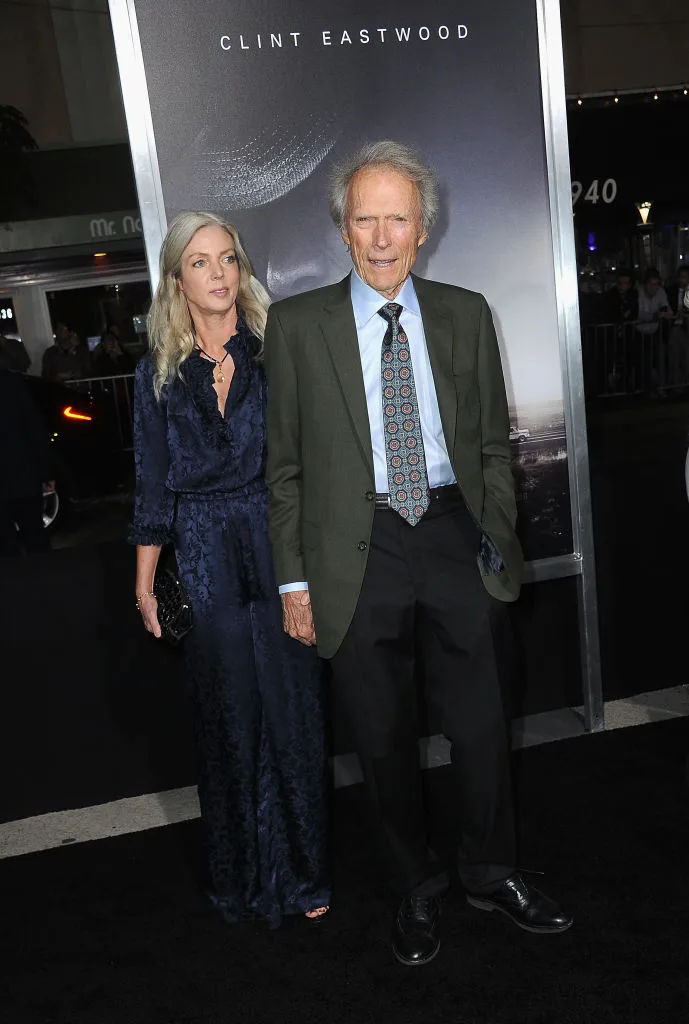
top-left (567, 83), bottom-right (689, 110)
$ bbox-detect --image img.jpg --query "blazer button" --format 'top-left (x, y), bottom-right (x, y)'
top-left (357, 541), bottom-right (367, 551)
top-left (365, 491), bottom-right (375, 501)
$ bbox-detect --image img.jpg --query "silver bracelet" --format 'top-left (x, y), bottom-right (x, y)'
top-left (136, 591), bottom-right (155, 607)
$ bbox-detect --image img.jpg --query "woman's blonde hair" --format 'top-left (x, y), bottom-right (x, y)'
top-left (148, 211), bottom-right (270, 397)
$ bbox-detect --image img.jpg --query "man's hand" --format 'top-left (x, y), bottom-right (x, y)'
top-left (281, 590), bottom-right (316, 646)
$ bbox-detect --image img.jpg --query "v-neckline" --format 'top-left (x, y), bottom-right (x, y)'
top-left (196, 351), bottom-right (235, 419)
top-left (214, 363), bottom-right (234, 419)
top-left (187, 317), bottom-right (254, 425)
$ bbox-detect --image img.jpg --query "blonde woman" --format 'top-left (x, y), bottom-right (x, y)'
top-left (130, 212), bottom-right (329, 927)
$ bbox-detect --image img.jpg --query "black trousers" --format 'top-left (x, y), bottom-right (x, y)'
top-left (329, 488), bottom-right (516, 897)
top-left (0, 496), bottom-right (50, 556)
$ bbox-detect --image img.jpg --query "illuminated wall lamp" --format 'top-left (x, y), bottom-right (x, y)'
top-left (637, 201), bottom-right (653, 226)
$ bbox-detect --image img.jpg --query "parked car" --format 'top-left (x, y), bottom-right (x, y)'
top-left (509, 425), bottom-right (531, 442)
top-left (22, 375), bottom-right (129, 532)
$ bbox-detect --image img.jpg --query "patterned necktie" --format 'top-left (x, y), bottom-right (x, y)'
top-left (378, 302), bottom-right (430, 526)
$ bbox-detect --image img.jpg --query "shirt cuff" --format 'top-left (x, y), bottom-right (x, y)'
top-left (278, 582), bottom-right (309, 594)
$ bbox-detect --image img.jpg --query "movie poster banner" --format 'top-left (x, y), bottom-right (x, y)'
top-left (112, 0), bottom-right (576, 563)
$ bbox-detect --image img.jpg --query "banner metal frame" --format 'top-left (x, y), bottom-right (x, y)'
top-left (535, 0), bottom-right (603, 732)
top-left (109, 0), bottom-right (167, 289)
top-left (108, 0), bottom-right (604, 732)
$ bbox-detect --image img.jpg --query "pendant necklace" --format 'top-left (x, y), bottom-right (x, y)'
top-left (196, 343), bottom-right (230, 383)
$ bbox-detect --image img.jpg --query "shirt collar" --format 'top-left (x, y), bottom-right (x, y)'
top-left (350, 270), bottom-right (421, 329)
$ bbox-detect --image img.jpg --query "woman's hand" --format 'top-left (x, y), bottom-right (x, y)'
top-left (137, 593), bottom-right (162, 638)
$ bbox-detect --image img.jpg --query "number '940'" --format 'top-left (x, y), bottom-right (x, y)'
top-left (572, 179), bottom-right (617, 205)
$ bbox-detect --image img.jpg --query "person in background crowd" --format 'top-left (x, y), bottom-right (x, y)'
top-left (666, 265), bottom-right (689, 387)
top-left (636, 268), bottom-right (671, 332)
top-left (636, 268), bottom-right (673, 397)
top-left (93, 328), bottom-right (135, 377)
top-left (41, 323), bottom-right (91, 382)
top-left (596, 269), bottom-right (639, 393)
top-left (599, 268), bottom-right (639, 325)
top-left (264, 140), bottom-right (571, 967)
top-left (130, 211), bottom-right (330, 928)
top-left (0, 370), bottom-right (53, 556)
top-left (0, 332), bottom-right (31, 373)
top-left (93, 328), bottom-right (137, 447)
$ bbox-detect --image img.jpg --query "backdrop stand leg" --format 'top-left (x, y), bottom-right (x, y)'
top-left (577, 566), bottom-right (604, 732)
top-left (536, 0), bottom-right (605, 733)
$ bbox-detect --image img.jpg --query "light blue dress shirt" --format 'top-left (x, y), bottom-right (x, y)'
top-left (279, 271), bottom-right (455, 594)
top-left (350, 269), bottom-right (456, 493)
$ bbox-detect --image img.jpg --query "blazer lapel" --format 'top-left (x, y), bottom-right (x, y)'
top-left (322, 276), bottom-right (375, 477)
top-left (413, 275), bottom-right (458, 456)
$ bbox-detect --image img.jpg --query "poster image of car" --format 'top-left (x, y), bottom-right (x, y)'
top-left (123, 0), bottom-right (574, 561)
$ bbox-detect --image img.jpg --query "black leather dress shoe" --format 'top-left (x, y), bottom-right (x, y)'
top-left (466, 874), bottom-right (572, 934)
top-left (392, 896), bottom-right (442, 966)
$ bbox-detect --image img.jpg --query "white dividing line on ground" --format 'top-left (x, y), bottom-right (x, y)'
top-left (1, 687), bottom-right (687, 862)
top-left (0, 787), bottom-right (201, 861)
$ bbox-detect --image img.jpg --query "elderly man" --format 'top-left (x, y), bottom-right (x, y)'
top-left (264, 140), bottom-right (570, 966)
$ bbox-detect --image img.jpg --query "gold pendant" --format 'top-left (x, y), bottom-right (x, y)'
top-left (216, 368), bottom-right (225, 383)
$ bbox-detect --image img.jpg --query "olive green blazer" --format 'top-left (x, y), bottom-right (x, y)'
top-left (263, 273), bottom-right (523, 659)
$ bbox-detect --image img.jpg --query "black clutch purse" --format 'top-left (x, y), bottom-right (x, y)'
top-left (153, 561), bottom-right (193, 645)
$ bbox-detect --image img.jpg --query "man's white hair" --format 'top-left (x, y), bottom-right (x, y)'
top-left (328, 140), bottom-right (440, 235)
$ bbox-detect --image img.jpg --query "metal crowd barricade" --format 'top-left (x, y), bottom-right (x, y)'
top-left (66, 373), bottom-right (136, 451)
top-left (582, 316), bottom-right (689, 398)
top-left (64, 316), bottom-right (689, 433)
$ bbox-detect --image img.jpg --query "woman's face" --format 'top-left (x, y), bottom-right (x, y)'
top-left (178, 224), bottom-right (240, 319)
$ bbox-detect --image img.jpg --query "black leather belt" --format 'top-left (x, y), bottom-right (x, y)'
top-left (374, 484), bottom-right (459, 509)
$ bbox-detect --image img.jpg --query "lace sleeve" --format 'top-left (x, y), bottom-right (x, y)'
top-left (128, 359), bottom-right (175, 546)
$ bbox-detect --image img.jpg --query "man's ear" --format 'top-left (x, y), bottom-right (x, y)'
top-left (418, 230), bottom-right (428, 247)
top-left (341, 229), bottom-right (351, 248)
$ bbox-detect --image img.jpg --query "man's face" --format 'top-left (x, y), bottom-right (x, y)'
top-left (56, 324), bottom-right (72, 348)
top-left (342, 166), bottom-right (427, 300)
top-left (617, 275), bottom-right (632, 294)
top-left (678, 269), bottom-right (689, 289)
top-left (645, 277), bottom-right (661, 297)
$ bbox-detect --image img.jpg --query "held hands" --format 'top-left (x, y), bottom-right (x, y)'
top-left (137, 592), bottom-right (162, 638)
top-left (281, 590), bottom-right (316, 646)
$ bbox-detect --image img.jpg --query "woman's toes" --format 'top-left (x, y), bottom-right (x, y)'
top-left (305, 905), bottom-right (329, 919)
